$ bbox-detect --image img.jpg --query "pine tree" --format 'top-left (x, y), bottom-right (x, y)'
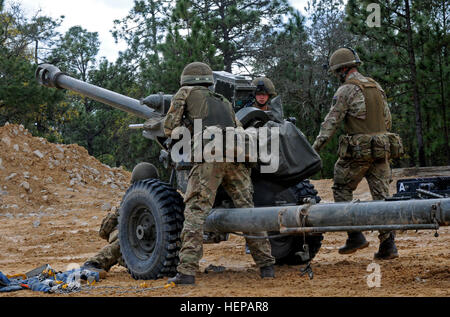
top-left (187, 0), bottom-right (291, 72)
top-left (416, 0), bottom-right (450, 165)
top-left (51, 26), bottom-right (100, 83)
top-left (112, 0), bottom-right (172, 74)
top-left (154, 0), bottom-right (223, 93)
top-left (346, 0), bottom-right (440, 167)
top-left (0, 2), bottom-right (65, 137)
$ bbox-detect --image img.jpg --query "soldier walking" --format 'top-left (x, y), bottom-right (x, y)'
top-left (313, 47), bottom-right (399, 260)
top-left (165, 62), bottom-right (276, 285)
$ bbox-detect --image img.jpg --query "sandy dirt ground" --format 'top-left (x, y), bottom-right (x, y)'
top-left (0, 123), bottom-right (449, 297)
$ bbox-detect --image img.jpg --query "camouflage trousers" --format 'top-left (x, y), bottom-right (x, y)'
top-left (332, 157), bottom-right (393, 242)
top-left (87, 229), bottom-right (125, 271)
top-left (177, 162), bottom-right (275, 276)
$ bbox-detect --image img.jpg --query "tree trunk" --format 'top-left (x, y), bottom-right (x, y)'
top-left (218, 4), bottom-right (232, 73)
top-left (404, 0), bottom-right (426, 167)
top-left (224, 53), bottom-right (233, 73)
top-left (439, 1), bottom-right (450, 164)
top-left (34, 40), bottom-right (38, 65)
top-left (438, 51), bottom-right (450, 165)
top-left (150, 1), bottom-right (158, 49)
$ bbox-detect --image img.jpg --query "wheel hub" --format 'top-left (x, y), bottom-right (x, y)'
top-left (130, 206), bottom-right (157, 258)
top-left (136, 221), bottom-right (155, 240)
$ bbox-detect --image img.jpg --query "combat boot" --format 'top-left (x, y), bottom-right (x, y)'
top-left (81, 261), bottom-right (107, 279)
top-left (338, 232), bottom-right (369, 254)
top-left (260, 265), bottom-right (275, 278)
top-left (167, 273), bottom-right (195, 285)
top-left (374, 234), bottom-right (399, 260)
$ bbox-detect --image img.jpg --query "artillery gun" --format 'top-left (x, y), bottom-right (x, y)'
top-left (36, 64), bottom-right (450, 280)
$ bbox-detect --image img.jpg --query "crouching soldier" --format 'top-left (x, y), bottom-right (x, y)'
top-left (82, 163), bottom-right (159, 275)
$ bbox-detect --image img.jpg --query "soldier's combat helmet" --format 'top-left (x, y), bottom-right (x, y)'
top-left (180, 62), bottom-right (214, 86)
top-left (131, 162), bottom-right (159, 184)
top-left (328, 47), bottom-right (363, 73)
top-left (252, 77), bottom-right (277, 97)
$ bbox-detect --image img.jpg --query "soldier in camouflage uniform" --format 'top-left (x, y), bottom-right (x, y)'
top-left (251, 77), bottom-right (277, 111)
top-left (250, 77), bottom-right (286, 124)
top-left (313, 48), bottom-right (399, 260)
top-left (243, 76), bottom-right (279, 255)
top-left (82, 163), bottom-right (159, 275)
top-left (82, 207), bottom-right (122, 275)
top-left (165, 62), bottom-right (276, 285)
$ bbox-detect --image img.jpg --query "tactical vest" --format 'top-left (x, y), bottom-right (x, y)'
top-left (337, 77), bottom-right (390, 161)
top-left (343, 77), bottom-right (387, 135)
top-left (185, 87), bottom-right (236, 129)
top-left (184, 87), bottom-right (244, 164)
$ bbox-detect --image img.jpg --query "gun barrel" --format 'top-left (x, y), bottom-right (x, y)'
top-left (204, 198), bottom-right (450, 233)
top-left (36, 64), bottom-right (157, 120)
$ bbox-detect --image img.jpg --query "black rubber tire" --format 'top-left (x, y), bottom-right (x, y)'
top-left (270, 233), bottom-right (323, 265)
top-left (269, 179), bottom-right (323, 265)
top-left (118, 179), bottom-right (184, 280)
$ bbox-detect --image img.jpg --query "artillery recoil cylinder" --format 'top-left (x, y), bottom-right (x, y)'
top-left (204, 198), bottom-right (450, 233)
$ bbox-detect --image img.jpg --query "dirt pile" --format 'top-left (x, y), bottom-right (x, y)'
top-left (0, 123), bottom-right (131, 212)
top-left (0, 123), bottom-right (131, 282)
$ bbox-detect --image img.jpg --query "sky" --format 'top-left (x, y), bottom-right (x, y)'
top-left (17, 0), bottom-right (311, 62)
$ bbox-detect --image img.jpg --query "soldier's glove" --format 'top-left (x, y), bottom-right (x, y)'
top-left (99, 212), bottom-right (119, 240)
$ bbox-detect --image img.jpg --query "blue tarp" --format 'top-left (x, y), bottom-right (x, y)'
top-left (0, 267), bottom-right (100, 293)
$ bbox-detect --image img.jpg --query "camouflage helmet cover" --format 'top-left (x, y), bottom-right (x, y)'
top-left (252, 77), bottom-right (277, 97)
top-left (180, 62), bottom-right (214, 86)
top-left (329, 47), bottom-right (363, 72)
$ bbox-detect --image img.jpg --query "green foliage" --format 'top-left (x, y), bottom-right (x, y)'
top-left (153, 1), bottom-right (223, 93)
top-left (50, 26), bottom-right (100, 82)
top-left (0, 3), bottom-right (65, 136)
top-left (111, 0), bottom-right (171, 67)
top-left (346, 0), bottom-right (449, 167)
top-left (187, 0), bottom-right (292, 72)
top-left (0, 46), bottom-right (65, 131)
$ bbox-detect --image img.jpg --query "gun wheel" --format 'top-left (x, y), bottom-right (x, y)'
top-left (269, 180), bottom-right (323, 265)
top-left (118, 179), bottom-right (184, 280)
top-left (269, 233), bottom-right (323, 265)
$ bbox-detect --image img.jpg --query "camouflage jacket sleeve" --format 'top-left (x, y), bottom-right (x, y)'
top-left (163, 87), bottom-right (192, 137)
top-left (313, 86), bottom-right (350, 152)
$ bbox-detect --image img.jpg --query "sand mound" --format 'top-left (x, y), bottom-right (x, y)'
top-left (0, 123), bottom-right (131, 212)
